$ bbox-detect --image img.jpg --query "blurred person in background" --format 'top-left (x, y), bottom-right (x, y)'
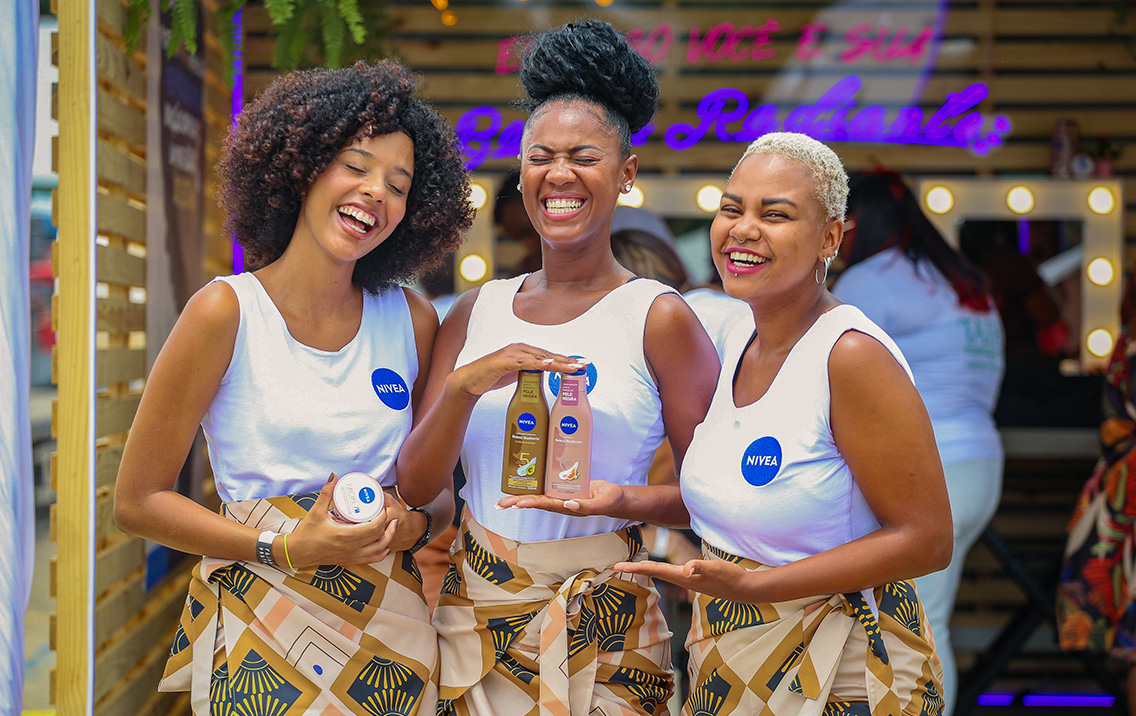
top-left (493, 167), bottom-right (542, 277)
top-left (832, 170), bottom-right (1005, 716)
top-left (1057, 272), bottom-right (1136, 714)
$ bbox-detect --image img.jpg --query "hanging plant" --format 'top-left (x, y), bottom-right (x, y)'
top-left (124, 0), bottom-right (393, 77)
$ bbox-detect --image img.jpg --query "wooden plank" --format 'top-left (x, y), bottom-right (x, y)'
top-left (96, 444), bottom-right (125, 491)
top-left (95, 393), bottom-right (141, 437)
top-left (368, 6), bottom-right (1135, 37)
top-left (97, 138), bottom-right (146, 198)
top-left (96, 242), bottom-right (146, 287)
top-left (96, 296), bottom-right (145, 333)
top-left (96, 192), bottom-right (146, 243)
top-left (317, 36), bottom-right (1136, 74)
top-left (95, 0), bottom-right (127, 40)
top-left (404, 70), bottom-right (1136, 106)
top-left (94, 535), bottom-right (145, 598)
top-left (97, 85), bottom-right (146, 150)
top-left (93, 567), bottom-right (146, 651)
top-left (93, 574), bottom-right (187, 704)
top-left (97, 348), bottom-right (146, 385)
top-left (96, 29), bottom-right (146, 102)
top-left (95, 639), bottom-right (176, 716)
top-left (54, 0), bottom-right (94, 709)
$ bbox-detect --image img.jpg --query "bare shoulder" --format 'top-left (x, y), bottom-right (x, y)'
top-left (179, 279), bottom-right (241, 343)
top-left (828, 329), bottom-right (912, 395)
top-left (440, 286), bottom-right (482, 333)
top-left (645, 291), bottom-right (702, 333)
top-left (401, 286), bottom-right (440, 329)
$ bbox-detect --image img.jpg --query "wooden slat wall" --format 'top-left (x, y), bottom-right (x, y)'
top-left (51, 0), bottom-right (229, 713)
top-left (243, 0), bottom-right (1136, 242)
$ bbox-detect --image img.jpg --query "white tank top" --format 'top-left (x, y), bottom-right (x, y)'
top-left (455, 274), bottom-right (674, 542)
top-left (681, 304), bottom-right (914, 567)
top-left (201, 273), bottom-right (419, 502)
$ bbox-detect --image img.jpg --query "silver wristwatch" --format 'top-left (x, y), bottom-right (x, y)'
top-left (256, 530), bottom-right (280, 567)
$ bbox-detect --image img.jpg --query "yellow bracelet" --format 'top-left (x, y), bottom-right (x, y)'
top-left (283, 533), bottom-right (296, 571)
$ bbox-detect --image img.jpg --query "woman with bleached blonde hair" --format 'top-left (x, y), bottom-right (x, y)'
top-left (618, 132), bottom-right (950, 715)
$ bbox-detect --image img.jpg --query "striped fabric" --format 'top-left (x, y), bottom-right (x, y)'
top-left (159, 494), bottom-right (438, 715)
top-left (684, 544), bottom-right (944, 716)
top-left (432, 512), bottom-right (673, 716)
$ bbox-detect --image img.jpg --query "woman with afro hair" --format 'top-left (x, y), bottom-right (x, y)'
top-left (114, 60), bottom-right (474, 715)
top-left (396, 20), bottom-right (719, 716)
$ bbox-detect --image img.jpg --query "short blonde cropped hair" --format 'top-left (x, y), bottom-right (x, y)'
top-left (732, 132), bottom-right (849, 222)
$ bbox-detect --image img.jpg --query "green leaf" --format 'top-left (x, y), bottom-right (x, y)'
top-left (123, 0), bottom-right (151, 55)
top-left (271, 10), bottom-right (306, 71)
top-left (168, 0), bottom-right (199, 58)
top-left (264, 0), bottom-right (296, 26)
top-left (337, 0), bottom-right (365, 46)
top-left (321, 10), bottom-right (347, 68)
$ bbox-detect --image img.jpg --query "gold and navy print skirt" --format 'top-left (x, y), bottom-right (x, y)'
top-left (159, 493), bottom-right (438, 716)
top-left (432, 511), bottom-right (673, 716)
top-left (683, 544), bottom-right (944, 716)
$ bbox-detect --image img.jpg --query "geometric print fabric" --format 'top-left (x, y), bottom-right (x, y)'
top-left (433, 513), bottom-right (673, 715)
top-left (159, 493), bottom-right (438, 715)
top-left (684, 544), bottom-right (945, 716)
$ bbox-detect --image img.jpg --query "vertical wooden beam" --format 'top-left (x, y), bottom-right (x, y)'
top-left (55, 0), bottom-right (95, 711)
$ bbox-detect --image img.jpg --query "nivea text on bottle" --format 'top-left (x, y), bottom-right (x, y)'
top-left (501, 370), bottom-right (549, 496)
top-left (545, 369), bottom-right (592, 500)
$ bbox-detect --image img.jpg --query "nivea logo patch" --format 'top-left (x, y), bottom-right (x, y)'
top-left (560, 416), bottom-right (579, 435)
top-left (741, 436), bottom-right (782, 487)
top-left (548, 357), bottom-right (598, 396)
top-left (518, 412), bottom-right (537, 432)
top-left (371, 368), bottom-right (410, 410)
top-left (358, 487), bottom-right (376, 504)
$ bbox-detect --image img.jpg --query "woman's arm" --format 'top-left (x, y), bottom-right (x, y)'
top-left (396, 288), bottom-right (585, 507)
top-left (383, 288), bottom-right (453, 546)
top-left (114, 282), bottom-right (402, 569)
top-left (617, 331), bottom-right (952, 601)
top-left (500, 294), bottom-right (720, 527)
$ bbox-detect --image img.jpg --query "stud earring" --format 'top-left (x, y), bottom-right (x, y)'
top-left (516, 183), bottom-right (522, 191)
top-left (623, 183), bottom-right (632, 192)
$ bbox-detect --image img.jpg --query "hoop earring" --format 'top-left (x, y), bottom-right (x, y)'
top-left (815, 255), bottom-right (834, 285)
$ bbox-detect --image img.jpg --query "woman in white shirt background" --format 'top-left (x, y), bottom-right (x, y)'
top-left (832, 170), bottom-right (1006, 716)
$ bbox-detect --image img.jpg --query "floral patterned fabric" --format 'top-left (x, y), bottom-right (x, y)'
top-left (1058, 331), bottom-right (1136, 660)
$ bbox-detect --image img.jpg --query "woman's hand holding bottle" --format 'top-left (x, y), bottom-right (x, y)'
top-left (446, 343), bottom-right (586, 399)
top-left (284, 474), bottom-right (402, 569)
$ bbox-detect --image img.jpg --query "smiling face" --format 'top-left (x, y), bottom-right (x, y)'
top-left (520, 99), bottom-right (637, 250)
top-left (710, 153), bottom-right (842, 303)
top-left (294, 130), bottom-right (415, 266)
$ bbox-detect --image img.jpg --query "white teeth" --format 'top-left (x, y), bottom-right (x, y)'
top-left (544, 198), bottom-right (583, 214)
top-left (338, 206), bottom-right (376, 228)
top-left (730, 253), bottom-right (768, 266)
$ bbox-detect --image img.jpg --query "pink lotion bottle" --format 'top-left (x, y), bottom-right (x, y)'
top-left (544, 369), bottom-right (592, 500)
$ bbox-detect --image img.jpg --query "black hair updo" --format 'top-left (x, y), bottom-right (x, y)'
top-left (519, 19), bottom-right (659, 157)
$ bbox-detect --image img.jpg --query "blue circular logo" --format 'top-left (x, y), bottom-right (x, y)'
top-left (359, 487), bottom-right (376, 504)
top-left (560, 416), bottom-right (579, 435)
top-left (741, 436), bottom-right (782, 487)
top-left (371, 368), bottom-right (410, 410)
top-left (518, 412), bottom-right (536, 432)
top-left (548, 357), bottom-right (598, 396)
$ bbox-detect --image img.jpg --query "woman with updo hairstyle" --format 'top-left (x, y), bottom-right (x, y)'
top-left (114, 60), bottom-right (474, 713)
top-left (618, 134), bottom-right (950, 715)
top-left (396, 20), bottom-right (719, 715)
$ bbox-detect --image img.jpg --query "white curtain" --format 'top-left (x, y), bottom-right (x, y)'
top-left (0, 0), bottom-right (39, 710)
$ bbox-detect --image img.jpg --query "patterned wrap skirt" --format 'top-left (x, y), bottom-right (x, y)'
top-left (683, 545), bottom-right (944, 716)
top-left (159, 494), bottom-right (439, 716)
top-left (432, 512), bottom-right (674, 716)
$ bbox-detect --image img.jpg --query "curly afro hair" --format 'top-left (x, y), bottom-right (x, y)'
top-left (218, 60), bottom-right (475, 292)
top-left (519, 19), bottom-right (659, 157)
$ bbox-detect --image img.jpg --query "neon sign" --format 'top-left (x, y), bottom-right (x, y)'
top-left (495, 21), bottom-right (936, 74)
top-left (456, 75), bottom-right (1011, 170)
